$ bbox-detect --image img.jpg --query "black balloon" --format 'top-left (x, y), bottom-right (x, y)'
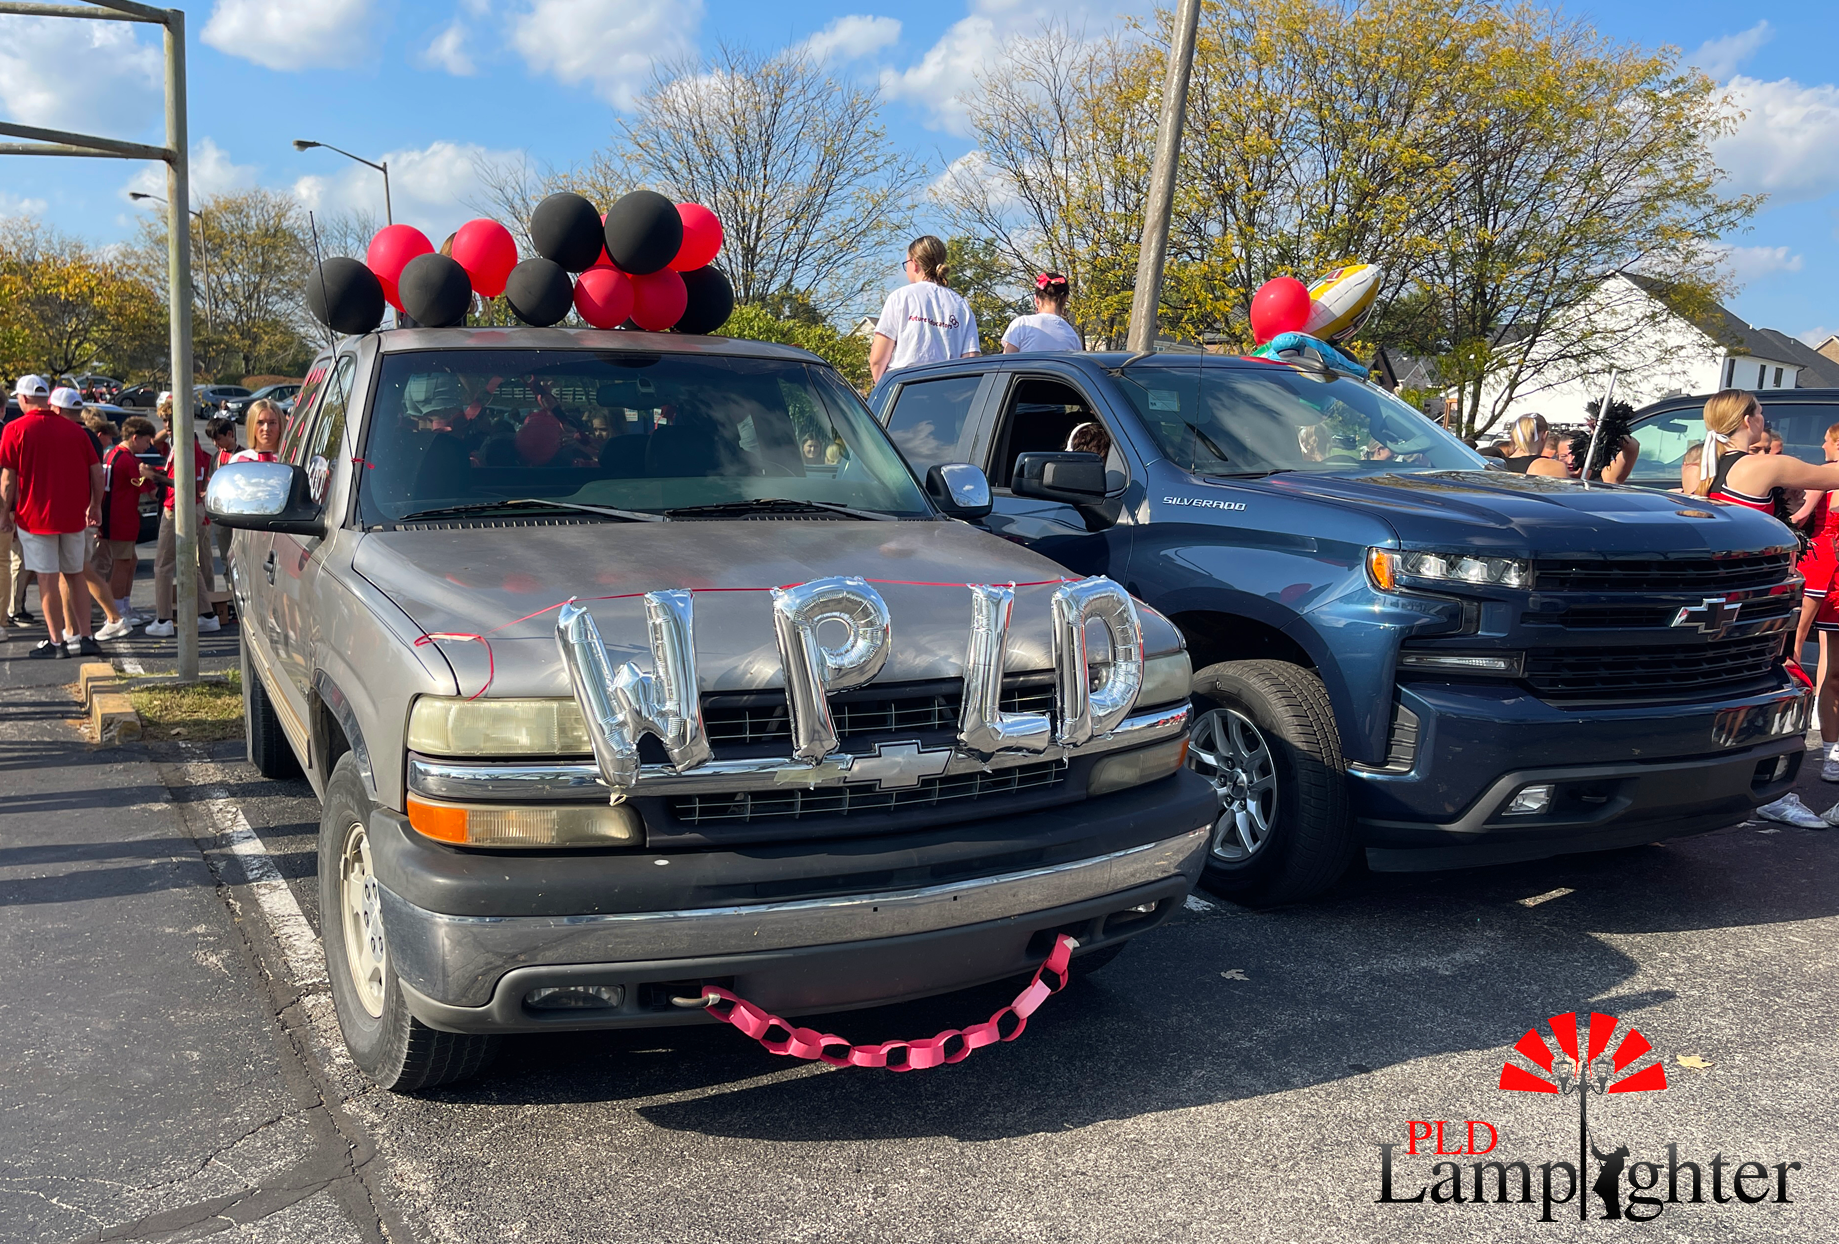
top-left (504, 257), bottom-right (574, 327)
top-left (675, 265), bottom-right (734, 334)
top-left (398, 253), bottom-right (473, 328)
top-left (530, 192), bottom-right (604, 272)
top-left (305, 258), bottom-right (384, 335)
top-left (603, 190), bottom-right (683, 275)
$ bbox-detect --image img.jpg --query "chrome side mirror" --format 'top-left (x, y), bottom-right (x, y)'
top-left (926, 462), bottom-right (992, 519)
top-left (205, 461), bottom-right (325, 536)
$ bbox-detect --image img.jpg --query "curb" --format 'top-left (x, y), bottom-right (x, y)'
top-left (78, 661), bottom-right (143, 745)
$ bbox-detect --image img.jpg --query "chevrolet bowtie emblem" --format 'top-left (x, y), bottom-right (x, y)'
top-left (1671, 595), bottom-right (1742, 634)
top-left (842, 741), bottom-right (954, 790)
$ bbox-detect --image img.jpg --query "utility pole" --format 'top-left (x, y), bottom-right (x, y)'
top-left (1125, 0), bottom-right (1202, 354)
top-left (0, 0), bottom-right (197, 679)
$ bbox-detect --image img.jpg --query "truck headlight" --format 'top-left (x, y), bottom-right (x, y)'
top-left (1367, 548), bottom-right (1529, 592)
top-left (408, 696), bottom-right (592, 756)
top-left (406, 795), bottom-right (642, 848)
top-left (1139, 652), bottom-right (1193, 707)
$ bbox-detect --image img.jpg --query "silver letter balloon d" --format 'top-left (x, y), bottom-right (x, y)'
top-left (1050, 577), bottom-right (1144, 746)
top-left (771, 577), bottom-right (892, 762)
top-left (556, 594), bottom-right (711, 799)
top-left (956, 584), bottom-right (1051, 762)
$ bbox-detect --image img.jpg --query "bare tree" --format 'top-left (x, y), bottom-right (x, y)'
top-left (575, 45), bottom-right (925, 314)
top-left (465, 151), bottom-right (548, 254)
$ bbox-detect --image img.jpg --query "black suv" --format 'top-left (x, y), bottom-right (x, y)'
top-left (1627, 389), bottom-right (1839, 488)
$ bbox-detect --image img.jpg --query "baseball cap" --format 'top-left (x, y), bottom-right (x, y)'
top-left (13, 374), bottom-right (48, 398)
top-left (49, 387), bottom-right (84, 410)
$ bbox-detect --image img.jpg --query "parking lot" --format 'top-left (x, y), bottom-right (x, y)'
top-left (3, 672), bottom-right (1833, 1243)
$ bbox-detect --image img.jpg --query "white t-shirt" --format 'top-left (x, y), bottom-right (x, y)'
top-left (873, 281), bottom-right (979, 373)
top-left (1002, 312), bottom-right (1082, 353)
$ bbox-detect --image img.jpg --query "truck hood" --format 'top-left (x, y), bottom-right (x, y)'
top-left (351, 519), bottom-right (1179, 698)
top-left (1260, 470), bottom-right (1792, 556)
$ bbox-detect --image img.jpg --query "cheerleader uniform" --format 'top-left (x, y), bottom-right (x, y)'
top-left (1800, 492), bottom-right (1839, 632)
top-left (1705, 451), bottom-right (1779, 515)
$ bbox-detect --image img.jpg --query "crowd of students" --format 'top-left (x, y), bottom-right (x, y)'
top-left (0, 377), bottom-right (286, 658)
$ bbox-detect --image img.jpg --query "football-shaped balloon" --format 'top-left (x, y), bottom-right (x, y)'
top-left (529, 192), bottom-right (604, 272)
top-left (604, 190), bottom-right (683, 275)
top-left (675, 265), bottom-right (733, 334)
top-left (628, 269), bottom-right (687, 331)
top-left (306, 258), bottom-right (385, 335)
top-left (574, 265), bottom-right (634, 329)
top-left (365, 224), bottom-right (433, 312)
top-left (398, 252), bottom-right (473, 328)
top-left (504, 257), bottom-right (574, 326)
top-left (450, 218), bottom-right (518, 299)
top-left (669, 203), bottom-right (722, 271)
top-left (1249, 277), bottom-right (1312, 344)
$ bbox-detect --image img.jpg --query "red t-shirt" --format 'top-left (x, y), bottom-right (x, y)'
top-left (164, 441), bottom-right (210, 511)
top-left (102, 444), bottom-right (153, 541)
top-left (0, 409), bottom-right (100, 535)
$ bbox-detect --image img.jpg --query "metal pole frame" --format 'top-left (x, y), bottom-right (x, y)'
top-left (0, 1), bottom-right (197, 678)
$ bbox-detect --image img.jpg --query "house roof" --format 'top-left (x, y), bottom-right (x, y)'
top-left (1624, 273), bottom-right (1807, 365)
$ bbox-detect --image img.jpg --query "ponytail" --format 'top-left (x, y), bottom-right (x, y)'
top-left (907, 235), bottom-right (950, 287)
top-left (1695, 388), bottom-right (1759, 496)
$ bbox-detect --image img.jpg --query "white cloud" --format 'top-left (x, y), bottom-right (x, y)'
top-left (124, 138), bottom-right (258, 203)
top-left (509, 0), bottom-right (702, 107)
top-left (1720, 244), bottom-right (1803, 283)
top-left (0, 15), bottom-right (160, 135)
top-left (1801, 326), bottom-right (1836, 349)
top-left (0, 192), bottom-right (47, 219)
top-left (1715, 76), bottom-right (1839, 203)
top-left (1689, 21), bottom-right (1772, 81)
top-left (202, 0), bottom-right (375, 71)
top-left (291, 140), bottom-right (525, 244)
top-left (881, 14), bottom-right (996, 135)
top-left (421, 20), bottom-right (476, 75)
top-left (804, 15), bottom-right (902, 63)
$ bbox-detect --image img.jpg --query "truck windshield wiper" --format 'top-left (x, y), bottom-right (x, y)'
top-left (395, 498), bottom-right (666, 523)
top-left (1201, 468), bottom-right (1294, 479)
top-left (660, 498), bottom-right (896, 522)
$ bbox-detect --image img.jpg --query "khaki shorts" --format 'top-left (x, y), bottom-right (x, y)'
top-left (98, 538), bottom-right (138, 560)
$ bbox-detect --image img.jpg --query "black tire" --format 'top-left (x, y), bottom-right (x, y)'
top-left (1187, 659), bottom-right (1354, 906)
top-left (242, 639), bottom-right (301, 780)
top-left (319, 754), bottom-right (498, 1092)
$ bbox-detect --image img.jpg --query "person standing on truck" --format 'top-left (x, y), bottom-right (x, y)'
top-left (1002, 273), bottom-right (1082, 354)
top-left (867, 236), bottom-right (979, 384)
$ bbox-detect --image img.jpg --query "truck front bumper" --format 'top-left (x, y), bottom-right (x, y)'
top-left (1350, 680), bottom-right (1810, 871)
top-left (367, 771), bottom-right (1215, 1032)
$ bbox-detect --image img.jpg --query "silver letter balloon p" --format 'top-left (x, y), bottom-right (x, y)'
top-left (771, 577), bottom-right (892, 762)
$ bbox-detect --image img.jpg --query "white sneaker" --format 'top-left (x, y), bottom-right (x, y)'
top-left (197, 614), bottom-right (222, 633)
top-left (1757, 793), bottom-right (1828, 828)
top-left (1823, 756), bottom-right (1839, 783)
top-left (144, 619), bottom-right (175, 638)
top-left (94, 617), bottom-right (134, 642)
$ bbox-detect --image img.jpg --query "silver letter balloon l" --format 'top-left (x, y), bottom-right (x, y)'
top-left (956, 584), bottom-right (1051, 761)
top-left (556, 594), bottom-right (710, 800)
top-left (1050, 577), bottom-right (1144, 746)
top-left (771, 576), bottom-right (892, 762)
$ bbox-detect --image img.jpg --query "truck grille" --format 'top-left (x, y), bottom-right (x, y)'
top-left (1524, 633), bottom-right (1784, 702)
top-left (1534, 593), bottom-right (1797, 630)
top-left (667, 760), bottom-right (1068, 825)
top-left (1533, 550), bottom-right (1793, 594)
top-left (702, 679), bottom-right (1055, 749)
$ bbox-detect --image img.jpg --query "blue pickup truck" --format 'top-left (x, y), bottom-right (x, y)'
top-left (869, 350), bottom-right (1811, 903)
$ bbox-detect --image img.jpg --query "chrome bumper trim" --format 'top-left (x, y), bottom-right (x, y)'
top-left (379, 826), bottom-right (1208, 1007)
top-left (407, 701), bottom-right (1190, 802)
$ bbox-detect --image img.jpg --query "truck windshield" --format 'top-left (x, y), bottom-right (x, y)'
top-left (1116, 363), bottom-right (1485, 477)
top-left (356, 349), bottom-right (931, 524)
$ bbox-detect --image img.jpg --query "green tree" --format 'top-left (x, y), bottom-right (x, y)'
top-left (947, 236), bottom-right (1028, 356)
top-left (718, 303), bottom-right (871, 391)
top-left (0, 219), bottom-right (163, 380)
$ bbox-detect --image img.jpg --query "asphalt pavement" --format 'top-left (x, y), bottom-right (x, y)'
top-left (1, 592), bottom-right (1836, 1240)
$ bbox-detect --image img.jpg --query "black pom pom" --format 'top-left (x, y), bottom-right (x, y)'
top-left (504, 257), bottom-right (574, 327)
top-left (603, 190), bottom-right (683, 275)
top-left (529, 192), bottom-right (604, 272)
top-left (398, 253), bottom-right (473, 328)
top-left (305, 257), bottom-right (384, 335)
top-left (675, 265), bottom-right (734, 334)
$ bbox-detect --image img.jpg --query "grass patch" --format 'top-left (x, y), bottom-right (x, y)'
top-left (129, 669), bottom-right (244, 742)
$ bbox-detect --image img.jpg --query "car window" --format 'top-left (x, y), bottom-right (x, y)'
top-left (1762, 405), bottom-right (1839, 464)
top-left (986, 374), bottom-right (1124, 490)
top-left (883, 375), bottom-right (980, 473)
top-left (355, 348), bottom-right (932, 524)
top-left (303, 357), bottom-right (355, 504)
top-left (1627, 408), bottom-right (1699, 483)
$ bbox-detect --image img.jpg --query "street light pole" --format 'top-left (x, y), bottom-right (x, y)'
top-left (292, 138), bottom-right (391, 225)
top-left (164, 8), bottom-right (198, 680)
top-left (129, 190), bottom-right (206, 333)
top-left (1125, 0), bottom-right (1202, 354)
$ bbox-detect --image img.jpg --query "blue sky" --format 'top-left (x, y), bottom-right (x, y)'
top-left (1, 0), bottom-right (1834, 340)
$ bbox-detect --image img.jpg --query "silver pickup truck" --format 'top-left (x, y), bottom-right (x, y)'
top-left (206, 327), bottom-right (1215, 1091)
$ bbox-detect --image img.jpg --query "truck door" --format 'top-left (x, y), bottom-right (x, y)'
top-left (970, 372), bottom-right (1132, 580)
top-left (879, 372), bottom-right (993, 477)
top-left (270, 354), bottom-right (353, 714)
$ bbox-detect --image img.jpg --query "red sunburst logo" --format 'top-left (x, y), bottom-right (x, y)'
top-left (1499, 1011), bottom-right (1668, 1096)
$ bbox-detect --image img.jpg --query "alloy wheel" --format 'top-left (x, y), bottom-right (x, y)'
top-left (1188, 706), bottom-right (1279, 864)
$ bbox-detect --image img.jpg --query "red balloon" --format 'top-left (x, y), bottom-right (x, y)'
top-left (629, 269), bottom-right (687, 331)
top-left (1248, 277), bottom-right (1312, 344)
top-left (366, 224), bottom-right (433, 312)
top-left (669, 203), bottom-right (722, 271)
top-left (450, 218), bottom-right (518, 299)
top-left (574, 266), bottom-right (634, 329)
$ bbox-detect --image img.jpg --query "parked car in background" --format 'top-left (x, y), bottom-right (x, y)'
top-left (195, 384), bottom-right (253, 416)
top-left (115, 384), bottom-right (161, 409)
top-left (1626, 389), bottom-right (1839, 489)
top-left (223, 382), bottom-right (300, 422)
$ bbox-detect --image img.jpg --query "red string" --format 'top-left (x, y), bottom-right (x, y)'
top-left (694, 934), bottom-right (1078, 1071)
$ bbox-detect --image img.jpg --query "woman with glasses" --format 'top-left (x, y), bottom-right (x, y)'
top-left (867, 236), bottom-right (980, 384)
